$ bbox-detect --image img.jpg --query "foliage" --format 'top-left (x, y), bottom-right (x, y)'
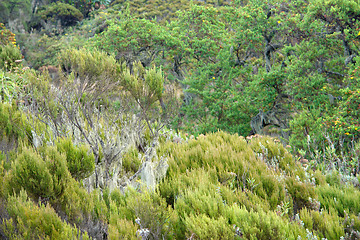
top-left (121, 61), bottom-right (163, 111)
top-left (0, 23), bottom-right (17, 46)
top-left (0, 44), bottom-right (22, 71)
top-left (0, 101), bottom-right (31, 146)
top-left (55, 137), bottom-right (95, 180)
top-left (58, 47), bottom-right (118, 82)
top-left (37, 2), bottom-right (84, 27)
top-left (1, 190), bottom-right (90, 239)
top-left (110, 0), bottom-right (230, 24)
top-left (10, 146), bottom-right (71, 200)
top-left (3, 0), bottom-right (360, 239)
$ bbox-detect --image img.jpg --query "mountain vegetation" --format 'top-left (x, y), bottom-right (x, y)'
top-left (0, 0), bottom-right (360, 239)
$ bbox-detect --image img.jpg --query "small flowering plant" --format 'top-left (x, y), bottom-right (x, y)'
top-left (0, 23), bottom-right (17, 47)
top-left (321, 88), bottom-right (360, 143)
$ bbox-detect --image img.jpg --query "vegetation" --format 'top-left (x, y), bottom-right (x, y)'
top-left (0, 0), bottom-right (360, 239)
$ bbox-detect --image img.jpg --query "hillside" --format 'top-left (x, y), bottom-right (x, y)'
top-left (0, 0), bottom-right (360, 239)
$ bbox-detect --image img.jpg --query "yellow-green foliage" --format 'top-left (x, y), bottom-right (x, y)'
top-left (111, 0), bottom-right (230, 24)
top-left (2, 129), bottom-right (360, 239)
top-left (121, 61), bottom-right (164, 109)
top-left (122, 146), bottom-right (142, 174)
top-left (316, 184), bottom-right (360, 217)
top-left (37, 2), bottom-right (83, 27)
top-left (10, 146), bottom-right (70, 200)
top-left (0, 44), bottom-right (22, 71)
top-left (228, 206), bottom-right (307, 239)
top-left (1, 190), bottom-right (90, 239)
top-left (299, 207), bottom-right (344, 239)
top-left (58, 179), bottom-right (108, 223)
top-left (56, 138), bottom-right (95, 180)
top-left (160, 132), bottom-right (308, 210)
top-left (157, 132), bottom-right (318, 239)
top-left (108, 218), bottom-right (138, 240)
top-left (58, 47), bottom-right (119, 83)
top-left (183, 214), bottom-right (233, 239)
top-left (0, 101), bottom-right (31, 144)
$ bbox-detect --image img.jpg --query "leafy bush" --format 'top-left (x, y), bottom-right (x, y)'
top-left (37, 2), bottom-right (84, 27)
top-left (0, 44), bottom-right (22, 71)
top-left (10, 146), bottom-right (70, 200)
top-left (0, 23), bottom-right (16, 46)
top-left (1, 190), bottom-right (90, 239)
top-left (0, 102), bottom-right (31, 149)
top-left (56, 138), bottom-right (95, 180)
top-left (58, 47), bottom-right (119, 84)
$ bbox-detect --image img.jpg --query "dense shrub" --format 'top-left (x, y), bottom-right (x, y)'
top-left (56, 138), bottom-right (95, 180)
top-left (0, 44), bottom-right (22, 71)
top-left (58, 47), bottom-right (119, 82)
top-left (10, 146), bottom-right (71, 200)
top-left (0, 190), bottom-right (90, 239)
top-left (37, 2), bottom-right (84, 27)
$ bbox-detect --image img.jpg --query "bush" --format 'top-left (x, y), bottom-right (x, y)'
top-left (0, 190), bottom-right (90, 239)
top-left (37, 2), bottom-right (83, 27)
top-left (58, 47), bottom-right (119, 83)
top-left (56, 138), bottom-right (95, 180)
top-left (10, 146), bottom-right (70, 201)
top-left (0, 44), bottom-right (22, 71)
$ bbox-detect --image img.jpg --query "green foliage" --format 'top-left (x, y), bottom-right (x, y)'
top-left (37, 2), bottom-right (84, 27)
top-left (316, 184), bottom-right (360, 217)
top-left (108, 218), bottom-right (138, 240)
top-left (1, 189), bottom-right (90, 239)
top-left (299, 207), bottom-right (344, 239)
top-left (0, 0), bottom-right (32, 24)
top-left (0, 23), bottom-right (17, 46)
top-left (58, 47), bottom-right (119, 82)
top-left (183, 214), bottom-right (233, 239)
top-left (229, 205), bottom-right (307, 239)
top-left (10, 146), bottom-right (71, 200)
top-left (0, 101), bottom-right (31, 145)
top-left (55, 138), bottom-right (95, 180)
top-left (0, 44), bottom-right (22, 71)
top-left (20, 34), bottom-right (65, 69)
top-left (122, 146), bottom-right (142, 174)
top-left (110, 0), bottom-right (230, 24)
top-left (121, 61), bottom-right (163, 109)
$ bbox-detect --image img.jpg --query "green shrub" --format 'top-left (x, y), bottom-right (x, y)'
top-left (0, 44), bottom-right (22, 71)
top-left (11, 147), bottom-right (54, 199)
top-left (316, 184), bottom-right (360, 217)
top-left (37, 2), bottom-right (83, 27)
top-left (108, 218), bottom-right (138, 240)
top-left (122, 146), bottom-right (142, 175)
top-left (10, 146), bottom-right (71, 200)
top-left (299, 207), bottom-right (344, 239)
top-left (1, 189), bottom-right (90, 239)
top-left (183, 214), bottom-right (233, 239)
top-left (229, 205), bottom-right (308, 240)
top-left (56, 138), bottom-right (95, 180)
top-left (0, 102), bottom-right (30, 143)
top-left (58, 47), bottom-right (119, 83)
